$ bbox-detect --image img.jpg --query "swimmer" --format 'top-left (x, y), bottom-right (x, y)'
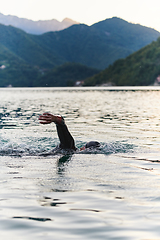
top-left (39, 113), bottom-right (100, 154)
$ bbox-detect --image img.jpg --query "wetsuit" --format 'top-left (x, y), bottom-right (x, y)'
top-left (55, 116), bottom-right (100, 151)
top-left (55, 116), bottom-right (76, 151)
top-left (39, 114), bottom-right (100, 156)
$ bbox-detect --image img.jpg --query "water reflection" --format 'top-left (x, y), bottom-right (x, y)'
top-left (1, 88), bottom-right (160, 239)
top-left (13, 216), bottom-right (52, 222)
top-left (40, 196), bottom-right (68, 207)
top-left (57, 154), bottom-right (73, 175)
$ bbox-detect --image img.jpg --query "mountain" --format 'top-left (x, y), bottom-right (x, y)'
top-left (0, 61), bottom-right (99, 87)
top-left (0, 17), bottom-right (160, 87)
top-left (35, 62), bottom-right (100, 87)
top-left (0, 12), bottom-right (79, 34)
top-left (91, 17), bottom-right (158, 52)
top-left (0, 17), bottom-right (160, 70)
top-left (83, 37), bottom-right (160, 86)
top-left (0, 23), bottom-right (64, 68)
top-left (30, 17), bottom-right (160, 70)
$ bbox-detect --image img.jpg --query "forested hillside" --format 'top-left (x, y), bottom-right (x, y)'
top-left (36, 63), bottom-right (100, 87)
top-left (0, 17), bottom-right (160, 87)
top-left (31, 17), bottom-right (160, 70)
top-left (84, 37), bottom-right (160, 86)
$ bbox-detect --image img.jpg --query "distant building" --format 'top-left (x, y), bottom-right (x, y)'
top-left (154, 75), bottom-right (160, 85)
top-left (157, 75), bottom-right (160, 83)
top-left (75, 81), bottom-right (84, 87)
top-left (0, 65), bottom-right (6, 69)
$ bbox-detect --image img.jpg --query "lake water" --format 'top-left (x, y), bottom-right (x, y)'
top-left (1, 87), bottom-right (160, 239)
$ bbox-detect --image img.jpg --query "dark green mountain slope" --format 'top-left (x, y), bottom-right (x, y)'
top-left (84, 37), bottom-right (160, 86)
top-left (0, 17), bottom-right (160, 87)
top-left (91, 17), bottom-right (158, 51)
top-left (35, 63), bottom-right (100, 87)
top-left (0, 41), bottom-right (40, 87)
top-left (31, 17), bottom-right (160, 69)
top-left (32, 24), bottom-right (130, 70)
top-left (0, 24), bottom-right (64, 68)
top-left (0, 17), bottom-right (160, 71)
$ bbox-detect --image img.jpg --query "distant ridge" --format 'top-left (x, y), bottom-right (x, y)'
top-left (0, 17), bottom-right (160, 87)
top-left (83, 37), bottom-right (160, 86)
top-left (0, 12), bottom-right (79, 34)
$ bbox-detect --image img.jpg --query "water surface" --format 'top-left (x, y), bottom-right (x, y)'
top-left (1, 87), bottom-right (160, 239)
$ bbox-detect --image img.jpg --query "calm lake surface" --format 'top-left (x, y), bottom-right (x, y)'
top-left (1, 87), bottom-right (160, 239)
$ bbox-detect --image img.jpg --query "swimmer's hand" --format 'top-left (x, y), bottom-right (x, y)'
top-left (39, 113), bottom-right (62, 124)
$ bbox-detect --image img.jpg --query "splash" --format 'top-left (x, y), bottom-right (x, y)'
top-left (0, 136), bottom-right (135, 157)
top-left (78, 141), bottom-right (135, 155)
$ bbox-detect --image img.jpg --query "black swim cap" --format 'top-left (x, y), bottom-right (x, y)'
top-left (85, 141), bottom-right (100, 149)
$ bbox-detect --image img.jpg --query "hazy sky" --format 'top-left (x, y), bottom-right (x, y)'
top-left (1, 0), bottom-right (160, 31)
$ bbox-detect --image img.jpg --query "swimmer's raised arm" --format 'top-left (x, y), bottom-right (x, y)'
top-left (39, 113), bottom-right (63, 125)
top-left (39, 113), bottom-right (76, 150)
top-left (39, 112), bottom-right (100, 152)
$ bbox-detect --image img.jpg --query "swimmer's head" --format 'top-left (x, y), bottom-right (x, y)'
top-left (80, 141), bottom-right (100, 150)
